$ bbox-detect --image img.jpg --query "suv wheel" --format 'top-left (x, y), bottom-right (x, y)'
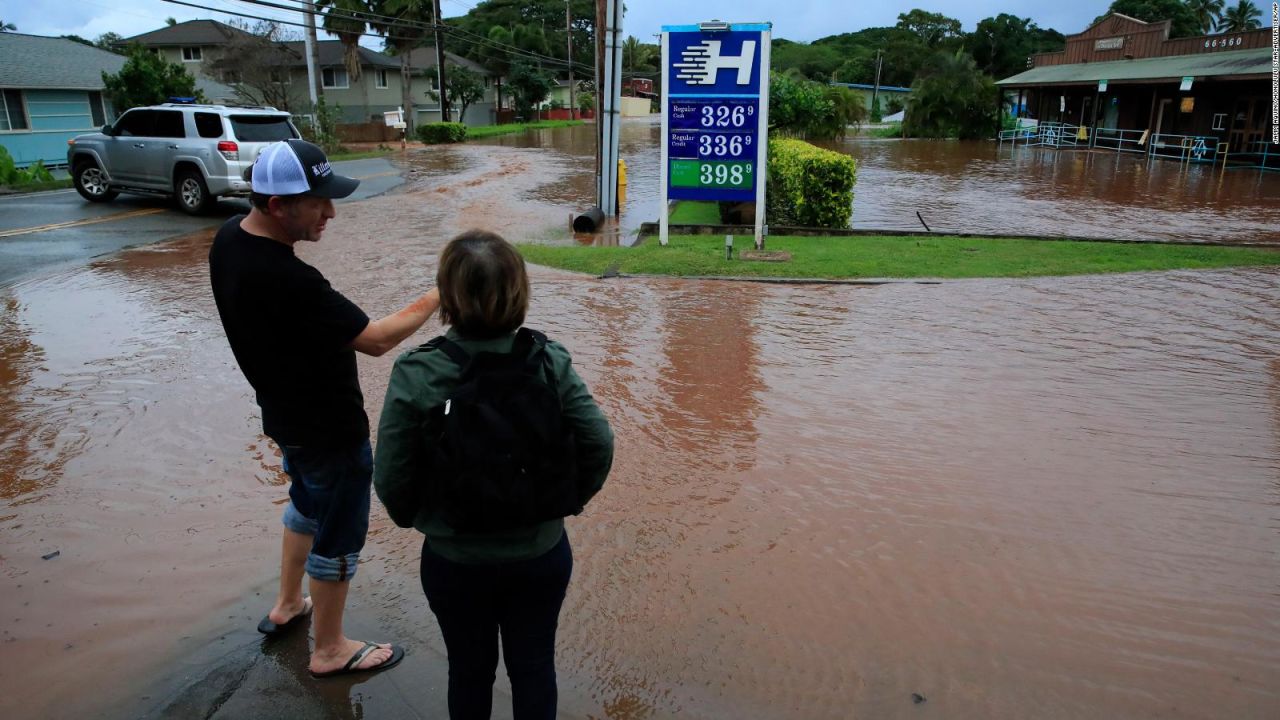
top-left (175, 169), bottom-right (214, 215)
top-left (74, 161), bottom-right (118, 203)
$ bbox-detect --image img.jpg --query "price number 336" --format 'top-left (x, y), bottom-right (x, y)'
top-left (698, 133), bottom-right (752, 158)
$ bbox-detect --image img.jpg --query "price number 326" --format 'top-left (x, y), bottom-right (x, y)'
top-left (700, 104), bottom-right (754, 128)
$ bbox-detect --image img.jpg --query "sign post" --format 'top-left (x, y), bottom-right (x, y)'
top-left (659, 22), bottom-right (771, 249)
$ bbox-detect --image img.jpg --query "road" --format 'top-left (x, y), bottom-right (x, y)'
top-left (0, 156), bottom-right (406, 287)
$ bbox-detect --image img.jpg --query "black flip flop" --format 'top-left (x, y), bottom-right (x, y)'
top-left (311, 642), bottom-right (405, 679)
top-left (257, 596), bottom-right (313, 635)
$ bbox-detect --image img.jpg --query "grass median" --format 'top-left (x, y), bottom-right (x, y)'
top-left (517, 233), bottom-right (1280, 280)
top-left (466, 120), bottom-right (585, 140)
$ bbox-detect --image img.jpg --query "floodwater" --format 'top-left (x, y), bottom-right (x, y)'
top-left (484, 120), bottom-right (1280, 245)
top-left (2, 122), bottom-right (1279, 719)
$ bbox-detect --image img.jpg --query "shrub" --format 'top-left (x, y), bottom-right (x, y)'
top-left (903, 50), bottom-right (998, 139)
top-left (417, 122), bottom-right (468, 144)
top-left (0, 147), bottom-right (57, 187)
top-left (766, 138), bottom-right (857, 228)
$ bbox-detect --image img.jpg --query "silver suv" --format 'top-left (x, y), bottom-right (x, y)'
top-left (66, 103), bottom-right (301, 214)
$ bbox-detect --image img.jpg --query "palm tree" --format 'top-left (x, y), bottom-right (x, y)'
top-left (0, 20), bottom-right (17, 32)
top-left (1186, 0), bottom-right (1225, 34)
top-left (317, 0), bottom-right (369, 83)
top-left (369, 0), bottom-right (433, 133)
top-left (622, 36), bottom-right (656, 77)
top-left (1219, 1), bottom-right (1263, 31)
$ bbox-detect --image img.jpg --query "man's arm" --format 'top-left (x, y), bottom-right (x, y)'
top-left (351, 288), bottom-right (441, 357)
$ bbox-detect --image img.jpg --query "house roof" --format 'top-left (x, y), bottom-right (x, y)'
top-left (0, 33), bottom-right (126, 89)
top-left (403, 46), bottom-right (489, 74)
top-left (119, 19), bottom-right (254, 47)
top-left (279, 40), bottom-right (400, 69)
top-left (996, 47), bottom-right (1271, 86)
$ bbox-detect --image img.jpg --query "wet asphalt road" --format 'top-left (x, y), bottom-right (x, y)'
top-left (0, 157), bottom-right (406, 288)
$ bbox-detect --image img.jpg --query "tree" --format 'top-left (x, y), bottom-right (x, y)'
top-left (60, 34), bottom-right (95, 47)
top-left (370, 0), bottom-right (434, 134)
top-left (1219, 0), bottom-right (1263, 30)
top-left (1095, 0), bottom-right (1201, 38)
top-left (482, 26), bottom-right (513, 115)
top-left (0, 20), bottom-right (15, 32)
top-left (903, 50), bottom-right (998, 140)
top-left (622, 35), bottom-right (657, 77)
top-left (165, 17), bottom-right (178, 27)
top-left (895, 9), bottom-right (963, 48)
top-left (205, 22), bottom-right (302, 111)
top-left (429, 65), bottom-right (486, 122)
top-left (505, 61), bottom-right (553, 121)
top-left (769, 73), bottom-right (866, 140)
top-left (102, 44), bottom-right (204, 110)
top-left (318, 0), bottom-right (369, 83)
top-left (966, 14), bottom-right (1065, 79)
top-left (95, 32), bottom-right (123, 51)
top-left (1186, 0), bottom-right (1226, 33)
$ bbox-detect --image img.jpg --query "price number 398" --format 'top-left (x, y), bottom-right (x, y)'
top-left (698, 163), bottom-right (751, 186)
top-left (698, 133), bottom-right (752, 158)
top-left (700, 104), bottom-right (754, 128)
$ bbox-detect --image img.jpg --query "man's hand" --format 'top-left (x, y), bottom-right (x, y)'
top-left (351, 288), bottom-right (440, 357)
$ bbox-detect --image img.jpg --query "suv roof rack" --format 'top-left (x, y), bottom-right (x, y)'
top-left (155, 102), bottom-right (282, 112)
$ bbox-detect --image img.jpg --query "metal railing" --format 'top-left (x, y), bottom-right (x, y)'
top-left (1091, 127), bottom-right (1149, 154)
top-left (1146, 133), bottom-right (1220, 163)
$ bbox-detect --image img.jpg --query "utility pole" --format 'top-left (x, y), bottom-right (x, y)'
top-left (432, 0), bottom-right (450, 122)
top-left (302, 0), bottom-right (321, 108)
top-left (871, 49), bottom-right (882, 119)
top-left (594, 0), bottom-right (622, 216)
top-left (566, 0), bottom-right (575, 119)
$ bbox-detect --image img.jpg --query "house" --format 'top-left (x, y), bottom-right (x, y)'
top-left (401, 46), bottom-right (503, 126)
top-left (0, 33), bottom-right (124, 168)
top-left (119, 20), bottom-right (504, 126)
top-left (996, 13), bottom-right (1273, 163)
top-left (830, 82), bottom-right (911, 115)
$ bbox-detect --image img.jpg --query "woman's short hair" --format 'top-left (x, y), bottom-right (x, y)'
top-left (436, 230), bottom-right (529, 338)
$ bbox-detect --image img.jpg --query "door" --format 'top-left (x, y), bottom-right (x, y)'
top-left (1228, 97), bottom-right (1258, 153)
top-left (105, 109), bottom-right (154, 184)
top-left (145, 109), bottom-right (187, 188)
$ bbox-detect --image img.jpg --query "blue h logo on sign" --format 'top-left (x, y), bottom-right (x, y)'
top-left (674, 40), bottom-right (758, 85)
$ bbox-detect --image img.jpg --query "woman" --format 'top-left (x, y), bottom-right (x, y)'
top-left (374, 230), bottom-right (614, 720)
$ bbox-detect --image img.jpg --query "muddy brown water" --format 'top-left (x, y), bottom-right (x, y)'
top-left (1, 122), bottom-right (1279, 719)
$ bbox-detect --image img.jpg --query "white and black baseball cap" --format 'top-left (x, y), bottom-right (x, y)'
top-left (250, 139), bottom-right (360, 199)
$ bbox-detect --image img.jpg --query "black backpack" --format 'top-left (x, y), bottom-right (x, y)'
top-left (422, 327), bottom-right (581, 532)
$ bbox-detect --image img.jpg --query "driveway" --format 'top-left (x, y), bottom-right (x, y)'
top-left (0, 156), bottom-right (406, 287)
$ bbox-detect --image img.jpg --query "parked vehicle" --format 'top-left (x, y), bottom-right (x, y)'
top-left (66, 103), bottom-right (300, 214)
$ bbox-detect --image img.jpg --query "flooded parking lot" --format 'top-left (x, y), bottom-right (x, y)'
top-left (1, 124), bottom-right (1278, 719)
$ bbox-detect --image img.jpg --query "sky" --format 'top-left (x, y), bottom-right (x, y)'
top-left (4, 0), bottom-right (1110, 47)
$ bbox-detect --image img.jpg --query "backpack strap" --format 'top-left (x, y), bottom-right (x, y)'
top-left (424, 334), bottom-right (471, 370)
top-left (515, 327), bottom-right (549, 374)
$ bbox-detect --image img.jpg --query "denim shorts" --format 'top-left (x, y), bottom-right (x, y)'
top-left (279, 438), bottom-right (373, 582)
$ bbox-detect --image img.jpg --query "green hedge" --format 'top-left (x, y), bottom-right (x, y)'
top-left (765, 137), bottom-right (857, 229)
top-left (417, 122), bottom-right (468, 144)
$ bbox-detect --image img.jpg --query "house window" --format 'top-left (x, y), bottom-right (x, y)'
top-left (0, 89), bottom-right (28, 131)
top-left (269, 69), bottom-right (291, 85)
top-left (88, 91), bottom-right (106, 127)
top-left (1211, 113), bottom-right (1227, 131)
top-left (182, 46), bottom-right (202, 62)
top-left (321, 68), bottom-right (349, 89)
top-left (222, 70), bottom-right (242, 85)
top-left (376, 69), bottom-right (389, 89)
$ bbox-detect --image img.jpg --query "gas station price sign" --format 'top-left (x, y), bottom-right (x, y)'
top-left (660, 22), bottom-right (772, 241)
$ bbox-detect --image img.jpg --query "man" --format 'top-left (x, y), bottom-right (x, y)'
top-left (209, 138), bottom-right (439, 678)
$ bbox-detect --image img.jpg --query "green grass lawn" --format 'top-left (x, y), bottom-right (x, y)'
top-left (466, 120), bottom-right (585, 140)
top-left (669, 201), bottom-right (725, 224)
top-left (517, 234), bottom-right (1280, 280)
top-left (0, 178), bottom-right (74, 194)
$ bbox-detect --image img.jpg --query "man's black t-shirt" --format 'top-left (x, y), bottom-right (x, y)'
top-left (209, 216), bottom-right (370, 446)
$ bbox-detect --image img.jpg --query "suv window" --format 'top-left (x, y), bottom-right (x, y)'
top-left (229, 115), bottom-right (296, 142)
top-left (153, 110), bottom-right (186, 139)
top-left (194, 112), bottom-right (224, 138)
top-left (114, 109), bottom-right (154, 137)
